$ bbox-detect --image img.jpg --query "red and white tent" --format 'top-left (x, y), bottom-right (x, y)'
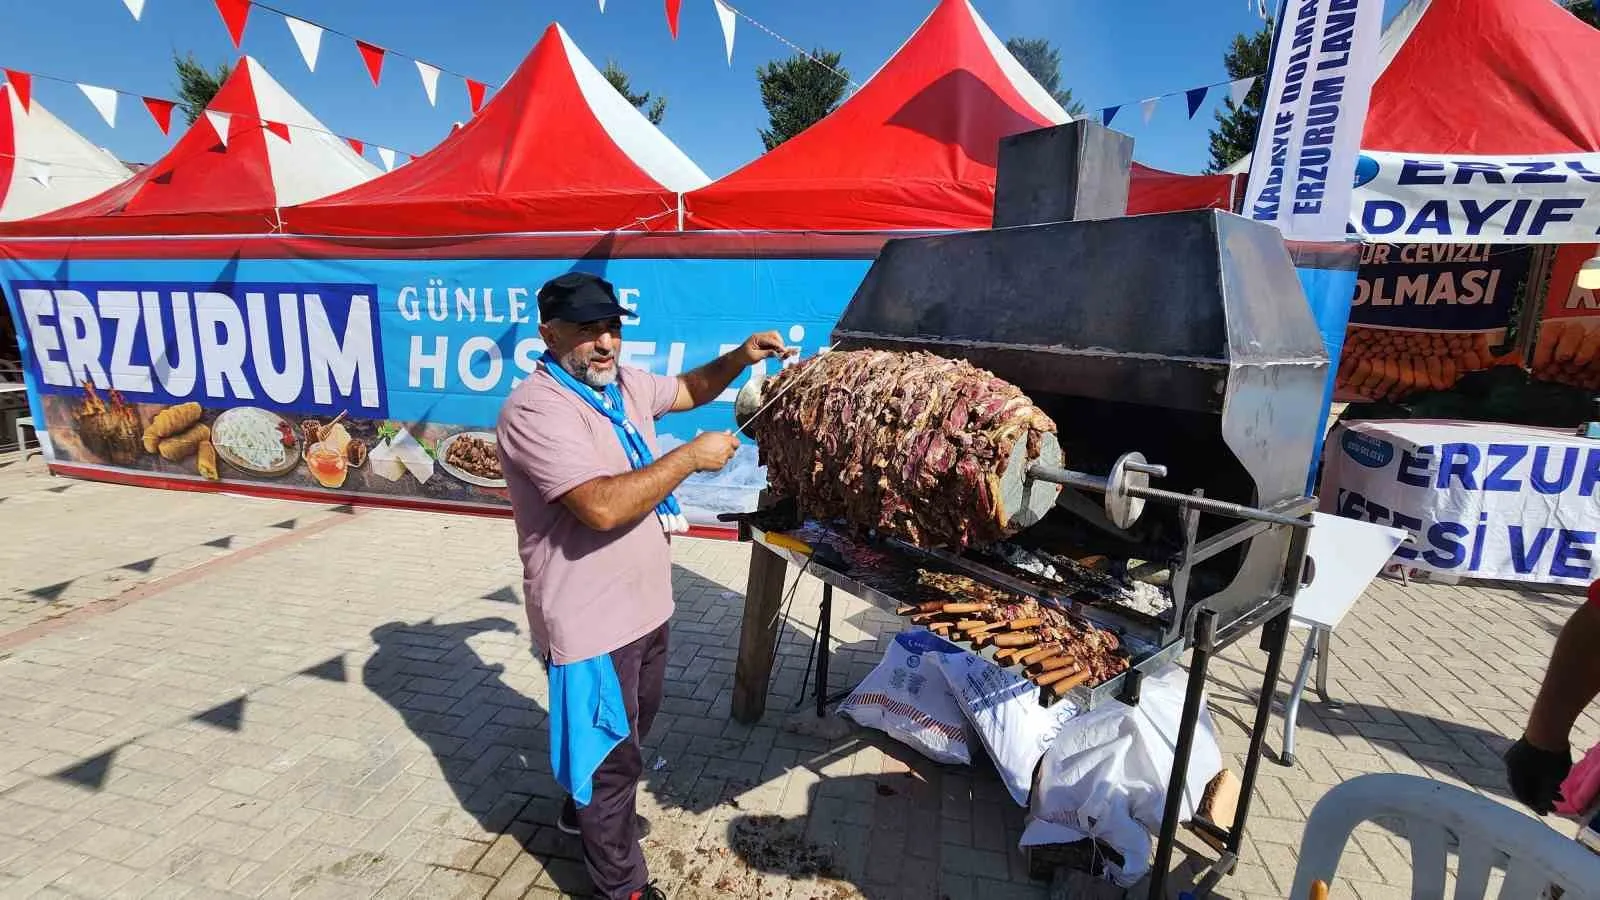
top-left (0, 85), bottom-right (132, 221)
top-left (286, 24), bottom-right (710, 236)
top-left (1364, 0), bottom-right (1600, 153)
top-left (684, 0), bottom-right (1236, 231)
top-left (2, 58), bottom-right (378, 236)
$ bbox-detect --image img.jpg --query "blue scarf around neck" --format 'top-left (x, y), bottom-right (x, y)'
top-left (541, 351), bottom-right (686, 533)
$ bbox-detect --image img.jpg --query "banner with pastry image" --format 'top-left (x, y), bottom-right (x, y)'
top-left (1335, 243), bottom-right (1532, 402)
top-left (1532, 244), bottom-right (1600, 392)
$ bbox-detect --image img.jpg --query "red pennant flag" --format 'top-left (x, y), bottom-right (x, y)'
top-left (665, 0), bottom-right (682, 38)
top-left (4, 70), bottom-right (31, 113)
top-left (263, 120), bottom-right (292, 142)
top-left (356, 40), bottom-right (386, 86)
top-left (142, 97), bottom-right (176, 134)
top-left (347, 137), bottom-right (364, 156)
top-left (465, 79), bottom-right (487, 114)
top-left (213, 0), bottom-right (251, 48)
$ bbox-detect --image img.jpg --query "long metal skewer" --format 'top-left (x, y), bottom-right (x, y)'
top-left (733, 342), bottom-right (839, 438)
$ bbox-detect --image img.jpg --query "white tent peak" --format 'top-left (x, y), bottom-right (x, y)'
top-left (0, 85), bottom-right (132, 221)
top-left (555, 24), bottom-right (710, 192)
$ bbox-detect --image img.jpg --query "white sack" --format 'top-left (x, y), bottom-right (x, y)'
top-left (839, 630), bottom-right (972, 765)
top-left (1020, 665), bottom-right (1221, 887)
top-left (937, 651), bottom-right (1083, 806)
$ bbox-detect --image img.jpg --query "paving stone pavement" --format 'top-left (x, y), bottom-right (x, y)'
top-left (1, 453), bottom-right (1596, 899)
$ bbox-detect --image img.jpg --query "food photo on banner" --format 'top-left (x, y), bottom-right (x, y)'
top-left (1532, 243), bottom-right (1600, 392)
top-left (1335, 242), bottom-right (1531, 402)
top-left (0, 237), bottom-right (876, 524)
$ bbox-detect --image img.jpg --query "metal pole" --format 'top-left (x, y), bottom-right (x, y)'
top-left (1228, 609), bottom-right (1294, 858)
top-left (815, 584), bottom-right (833, 718)
top-left (1150, 607), bottom-right (1218, 899)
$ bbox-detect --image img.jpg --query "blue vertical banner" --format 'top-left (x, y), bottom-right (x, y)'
top-left (1287, 239), bottom-right (1361, 491)
top-left (1244, 0), bottom-right (1384, 241)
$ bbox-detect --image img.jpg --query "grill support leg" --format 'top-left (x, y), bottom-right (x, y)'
top-left (1149, 608), bottom-right (1217, 899)
top-left (733, 544), bottom-right (789, 724)
top-left (1227, 610), bottom-right (1292, 860)
top-left (816, 585), bottom-right (833, 718)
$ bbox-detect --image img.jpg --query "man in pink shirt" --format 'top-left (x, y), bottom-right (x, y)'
top-left (496, 272), bottom-right (789, 900)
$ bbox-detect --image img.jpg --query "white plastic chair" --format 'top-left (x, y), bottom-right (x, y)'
top-left (1289, 774), bottom-right (1600, 900)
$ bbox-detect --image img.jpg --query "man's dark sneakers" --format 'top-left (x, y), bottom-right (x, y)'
top-left (556, 797), bottom-right (651, 840)
top-left (628, 882), bottom-right (667, 900)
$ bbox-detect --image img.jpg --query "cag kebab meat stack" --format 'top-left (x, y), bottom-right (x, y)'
top-left (748, 349), bottom-right (1058, 550)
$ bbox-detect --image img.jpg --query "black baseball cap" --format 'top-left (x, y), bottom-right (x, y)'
top-left (537, 272), bottom-right (630, 324)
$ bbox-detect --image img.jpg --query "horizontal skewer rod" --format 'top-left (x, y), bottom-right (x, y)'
top-left (1026, 463), bottom-right (1311, 529)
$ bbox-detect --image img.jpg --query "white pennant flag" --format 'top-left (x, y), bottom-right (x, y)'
top-left (205, 110), bottom-right (232, 147)
top-left (285, 16), bottom-right (324, 73)
top-left (415, 61), bottom-right (441, 106)
top-left (122, 0), bottom-right (146, 20)
top-left (598, 0), bottom-right (606, 10)
top-left (713, 0), bottom-right (737, 64)
top-left (377, 146), bottom-right (396, 171)
top-left (1228, 76), bottom-right (1256, 108)
top-left (1141, 97), bottom-right (1159, 124)
top-left (27, 161), bottom-right (50, 188)
top-left (77, 84), bottom-right (119, 127)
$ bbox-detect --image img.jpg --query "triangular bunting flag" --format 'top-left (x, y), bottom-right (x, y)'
top-left (27, 161), bottom-right (50, 189)
top-left (713, 0), bottom-right (737, 64)
top-left (78, 84), bottom-right (118, 127)
top-left (599, 0), bottom-right (607, 10)
top-left (1141, 97), bottom-right (1159, 124)
top-left (5, 70), bottom-right (31, 113)
top-left (666, 0), bottom-right (683, 39)
top-left (347, 137), bottom-right (364, 156)
top-left (415, 61), bottom-right (440, 106)
top-left (285, 16), bottom-right (324, 73)
top-left (465, 79), bottom-right (487, 114)
top-left (1185, 86), bottom-right (1209, 119)
top-left (406, 153), bottom-right (416, 163)
top-left (143, 96), bottom-right (176, 134)
top-left (263, 120), bottom-right (292, 142)
top-left (356, 40), bottom-right (386, 86)
top-left (122, 0), bottom-right (146, 20)
top-left (377, 146), bottom-right (396, 171)
top-left (1101, 106), bottom-right (1120, 127)
top-left (204, 109), bottom-right (232, 147)
top-left (1228, 76), bottom-right (1256, 108)
top-left (213, 0), bottom-right (251, 48)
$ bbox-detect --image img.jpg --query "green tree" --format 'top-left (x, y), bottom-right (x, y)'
top-left (1205, 20), bottom-right (1272, 173)
top-left (173, 53), bottom-right (231, 125)
top-left (1003, 37), bottom-right (1085, 118)
top-left (756, 49), bottom-right (849, 151)
top-left (601, 60), bottom-right (666, 125)
top-left (1567, 0), bottom-right (1598, 28)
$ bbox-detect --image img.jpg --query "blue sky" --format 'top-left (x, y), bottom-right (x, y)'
top-left (0, 0), bottom-right (1412, 178)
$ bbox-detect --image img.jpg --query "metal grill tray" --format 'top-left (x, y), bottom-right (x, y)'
top-left (750, 520), bottom-right (1182, 710)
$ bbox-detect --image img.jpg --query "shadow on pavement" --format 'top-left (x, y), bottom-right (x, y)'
top-left (363, 615), bottom-right (595, 896)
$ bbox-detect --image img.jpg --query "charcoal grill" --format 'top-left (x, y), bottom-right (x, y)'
top-left (727, 121), bottom-right (1326, 895)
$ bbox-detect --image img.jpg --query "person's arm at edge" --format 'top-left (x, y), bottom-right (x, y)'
top-left (1523, 595), bottom-right (1600, 751)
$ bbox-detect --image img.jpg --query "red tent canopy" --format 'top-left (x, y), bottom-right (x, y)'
top-left (287, 25), bottom-right (710, 237)
top-left (684, 0), bottom-right (1234, 231)
top-left (2, 58), bottom-right (376, 237)
top-left (1362, 0), bottom-right (1600, 153)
